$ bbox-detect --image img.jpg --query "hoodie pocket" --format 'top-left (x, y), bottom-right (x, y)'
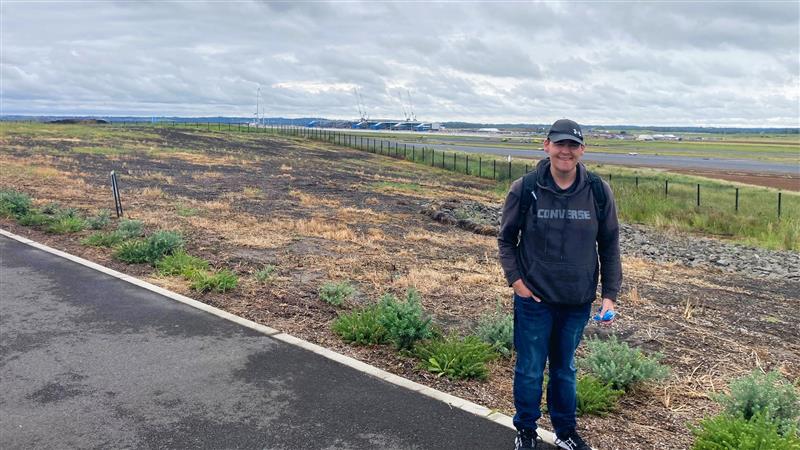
top-left (526, 258), bottom-right (596, 305)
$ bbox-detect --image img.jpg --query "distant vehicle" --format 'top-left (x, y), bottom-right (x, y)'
top-left (628, 152), bottom-right (639, 156)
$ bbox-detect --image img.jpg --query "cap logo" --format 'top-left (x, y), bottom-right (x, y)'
top-left (573, 128), bottom-right (582, 137)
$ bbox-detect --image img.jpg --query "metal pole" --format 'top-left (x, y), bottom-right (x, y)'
top-left (493, 160), bottom-right (496, 180)
top-left (735, 188), bottom-right (739, 212)
top-left (778, 192), bottom-right (782, 217)
top-left (479, 158), bottom-right (482, 178)
top-left (466, 155), bottom-right (469, 174)
top-left (665, 179), bottom-right (669, 196)
top-left (636, 176), bottom-right (639, 188)
top-left (696, 184), bottom-right (700, 207)
top-left (508, 161), bottom-right (512, 180)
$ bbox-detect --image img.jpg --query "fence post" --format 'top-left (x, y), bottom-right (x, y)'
top-left (431, 149), bottom-right (435, 166)
top-left (441, 151), bottom-right (444, 168)
top-left (493, 160), bottom-right (496, 180)
top-left (696, 184), bottom-right (700, 207)
top-left (508, 161), bottom-right (512, 180)
top-left (665, 179), bottom-right (669, 196)
top-left (466, 155), bottom-right (469, 174)
top-left (636, 176), bottom-right (639, 188)
top-left (778, 192), bottom-right (782, 218)
top-left (735, 188), bottom-right (739, 212)
top-left (453, 152), bottom-right (456, 171)
top-left (381, 141), bottom-right (383, 154)
top-left (479, 158), bottom-right (482, 178)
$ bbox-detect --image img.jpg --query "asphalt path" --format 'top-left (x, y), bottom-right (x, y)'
top-left (402, 143), bottom-right (799, 175)
top-left (0, 235), bottom-right (551, 450)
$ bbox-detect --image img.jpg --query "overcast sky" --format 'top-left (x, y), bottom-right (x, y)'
top-left (2, 1), bottom-right (799, 126)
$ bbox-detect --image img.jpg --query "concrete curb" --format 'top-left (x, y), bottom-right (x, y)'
top-left (0, 227), bottom-right (559, 446)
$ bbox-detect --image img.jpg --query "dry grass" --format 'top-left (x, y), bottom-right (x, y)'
top-left (290, 217), bottom-right (358, 241)
top-left (289, 189), bottom-right (341, 208)
top-left (138, 187), bottom-right (166, 200)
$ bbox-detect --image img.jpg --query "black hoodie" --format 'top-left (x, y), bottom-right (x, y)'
top-left (498, 158), bottom-right (622, 305)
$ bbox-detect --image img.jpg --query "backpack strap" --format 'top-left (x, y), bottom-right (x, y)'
top-left (517, 168), bottom-right (539, 235)
top-left (586, 171), bottom-right (607, 222)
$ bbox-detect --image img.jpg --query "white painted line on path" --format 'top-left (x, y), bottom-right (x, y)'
top-left (1, 227), bottom-right (562, 446)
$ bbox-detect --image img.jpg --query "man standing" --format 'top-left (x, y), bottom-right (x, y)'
top-left (498, 119), bottom-right (622, 450)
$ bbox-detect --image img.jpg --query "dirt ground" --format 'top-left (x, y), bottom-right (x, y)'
top-left (1, 125), bottom-right (798, 450)
top-left (666, 168), bottom-right (799, 192)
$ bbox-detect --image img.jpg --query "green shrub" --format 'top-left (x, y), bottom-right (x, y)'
top-left (319, 281), bottom-right (356, 306)
top-left (40, 202), bottom-right (62, 215)
top-left (580, 336), bottom-right (670, 391)
top-left (254, 264), bottom-right (277, 283)
top-left (415, 334), bottom-right (496, 381)
top-left (17, 211), bottom-right (51, 227)
top-left (716, 370), bottom-right (800, 435)
top-left (691, 413), bottom-right (800, 450)
top-left (190, 269), bottom-right (238, 293)
top-left (332, 305), bottom-right (387, 346)
top-left (116, 219), bottom-right (144, 239)
top-left (142, 230), bottom-right (183, 264)
top-left (0, 190), bottom-right (32, 218)
top-left (47, 215), bottom-right (85, 234)
top-left (86, 209), bottom-right (111, 230)
top-left (376, 289), bottom-right (433, 351)
top-left (475, 305), bottom-right (514, 357)
top-left (156, 250), bottom-right (209, 277)
top-left (82, 231), bottom-right (124, 247)
top-left (576, 374), bottom-right (624, 417)
top-left (114, 240), bottom-right (150, 264)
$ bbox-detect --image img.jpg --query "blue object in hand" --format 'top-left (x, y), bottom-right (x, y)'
top-left (593, 310), bottom-right (617, 322)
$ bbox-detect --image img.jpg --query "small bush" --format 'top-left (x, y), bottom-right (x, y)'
top-left (17, 211), bottom-right (51, 227)
top-left (415, 334), bottom-right (496, 381)
top-left (86, 209), bottom-right (111, 230)
top-left (332, 305), bottom-right (387, 346)
top-left (691, 413), bottom-right (800, 450)
top-left (47, 215), bottom-right (85, 234)
top-left (475, 305), bottom-right (514, 357)
top-left (581, 336), bottom-right (670, 391)
top-left (190, 269), bottom-right (238, 293)
top-left (116, 219), bottom-right (144, 239)
top-left (40, 202), bottom-right (62, 215)
top-left (114, 240), bottom-right (150, 264)
top-left (82, 231), bottom-right (124, 247)
top-left (0, 190), bottom-right (32, 218)
top-left (716, 370), bottom-right (800, 435)
top-left (576, 374), bottom-right (624, 417)
top-left (319, 281), bottom-right (356, 306)
top-left (156, 250), bottom-right (209, 277)
top-left (254, 265), bottom-right (277, 284)
top-left (143, 230), bottom-right (183, 264)
top-left (376, 289), bottom-right (433, 351)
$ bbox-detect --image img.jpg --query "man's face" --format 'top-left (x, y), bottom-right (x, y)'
top-left (543, 138), bottom-right (585, 175)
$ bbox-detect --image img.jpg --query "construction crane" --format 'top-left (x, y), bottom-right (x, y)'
top-left (406, 89), bottom-right (416, 122)
top-left (353, 87), bottom-right (368, 122)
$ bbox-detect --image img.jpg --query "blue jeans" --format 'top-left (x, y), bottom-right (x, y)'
top-left (512, 294), bottom-right (591, 436)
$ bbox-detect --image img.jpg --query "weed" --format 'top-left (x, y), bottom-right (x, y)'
top-left (86, 209), bottom-right (111, 230)
top-left (715, 370), bottom-right (800, 435)
top-left (475, 304), bottom-right (514, 357)
top-left (82, 231), bottom-right (124, 247)
top-left (319, 281), bottom-right (356, 306)
top-left (376, 289), bottom-right (433, 351)
top-left (332, 305), bottom-right (387, 346)
top-left (17, 211), bottom-right (51, 227)
top-left (47, 215), bottom-right (85, 234)
top-left (415, 334), bottom-right (496, 380)
top-left (190, 269), bottom-right (238, 293)
top-left (576, 374), bottom-right (624, 417)
top-left (143, 230), bottom-right (184, 263)
top-left (176, 204), bottom-right (199, 217)
top-left (0, 190), bottom-right (32, 218)
top-left (254, 264), bottom-right (277, 284)
top-left (691, 413), bottom-right (800, 450)
top-left (156, 250), bottom-right (209, 277)
top-left (114, 240), bottom-right (150, 264)
top-left (580, 336), bottom-right (670, 391)
top-left (116, 219), bottom-right (145, 239)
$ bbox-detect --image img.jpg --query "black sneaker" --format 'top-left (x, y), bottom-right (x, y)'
top-left (514, 429), bottom-right (539, 450)
top-left (554, 429), bottom-right (591, 450)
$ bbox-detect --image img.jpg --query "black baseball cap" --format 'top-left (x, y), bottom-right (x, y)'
top-left (547, 119), bottom-right (584, 145)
